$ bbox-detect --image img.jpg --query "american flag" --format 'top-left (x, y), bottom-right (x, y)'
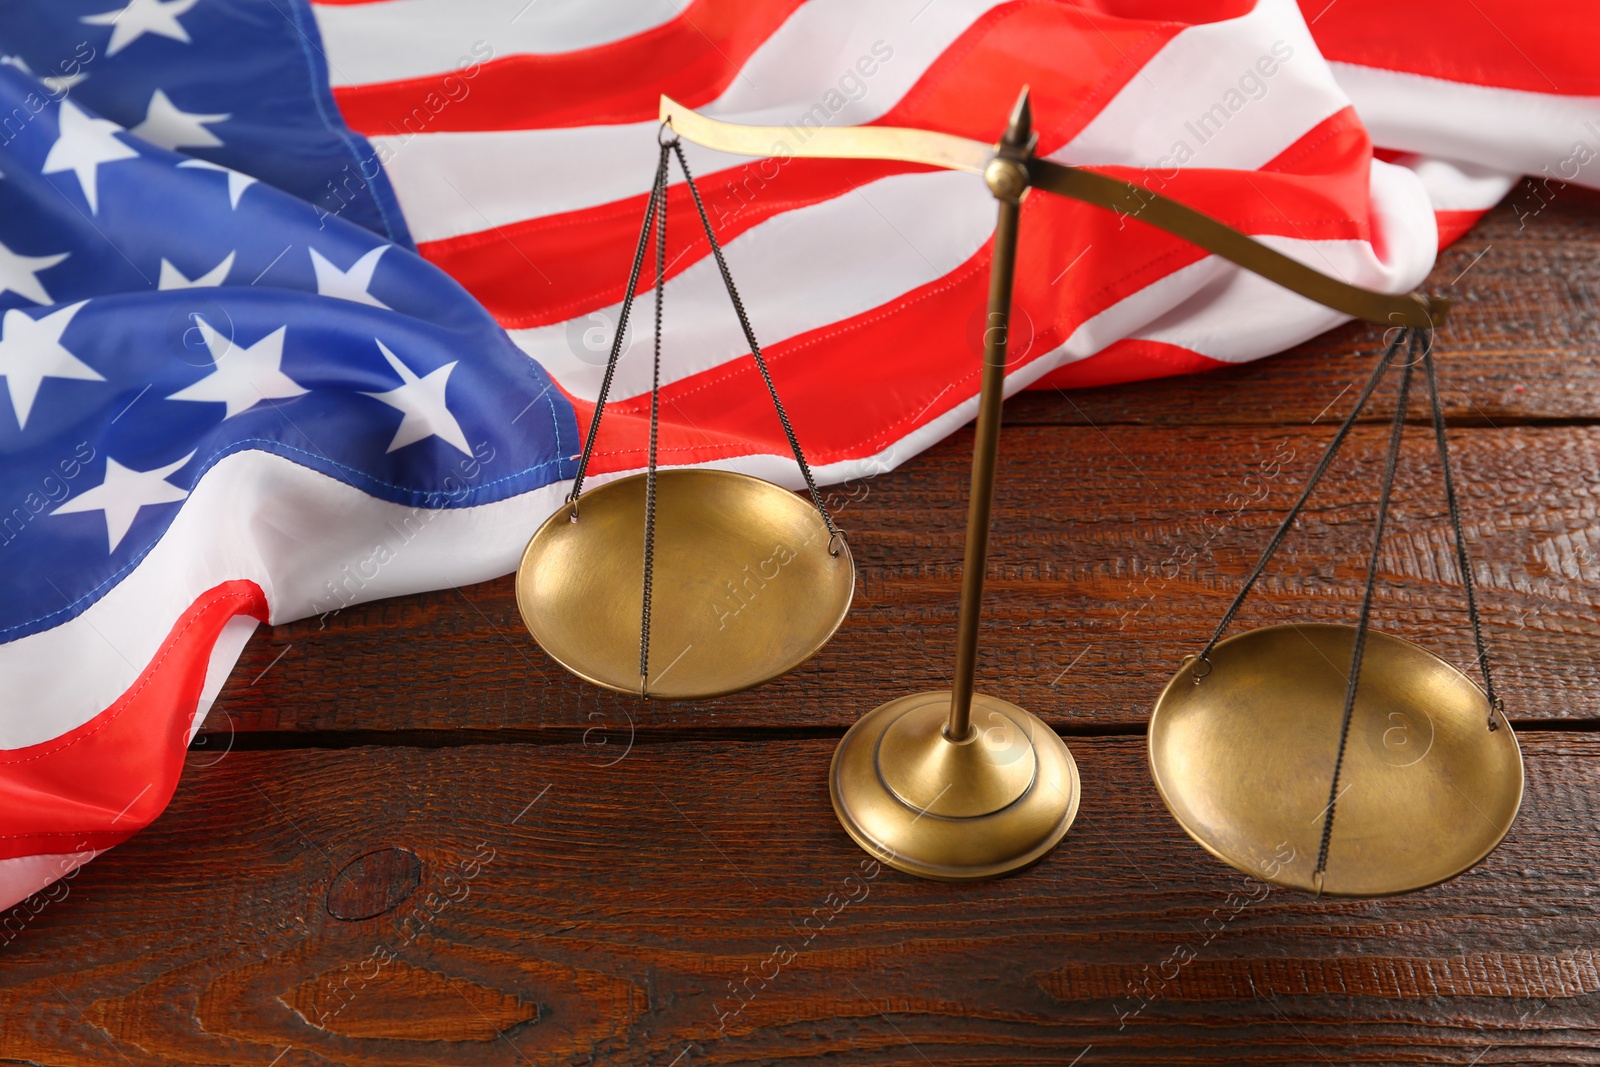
top-left (0, 0), bottom-right (1590, 908)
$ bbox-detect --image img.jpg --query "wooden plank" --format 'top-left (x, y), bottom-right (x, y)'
top-left (214, 421), bottom-right (1600, 736)
top-left (1007, 180), bottom-right (1600, 427)
top-left (3, 733), bottom-right (1595, 1065)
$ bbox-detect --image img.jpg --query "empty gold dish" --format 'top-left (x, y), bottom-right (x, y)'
top-left (517, 468), bottom-right (854, 700)
top-left (1148, 623), bottom-right (1523, 896)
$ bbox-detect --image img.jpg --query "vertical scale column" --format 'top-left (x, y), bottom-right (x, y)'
top-left (828, 89), bottom-right (1082, 881)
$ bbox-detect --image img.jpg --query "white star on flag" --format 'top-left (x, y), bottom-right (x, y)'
top-left (176, 158), bottom-right (256, 209)
top-left (362, 339), bottom-right (470, 456)
top-left (0, 301), bottom-right (101, 430)
top-left (310, 246), bottom-right (389, 309)
top-left (80, 0), bottom-right (203, 57)
top-left (129, 89), bottom-right (227, 151)
top-left (0, 239), bottom-right (69, 305)
top-left (0, 55), bottom-right (88, 96)
top-left (158, 250), bottom-right (233, 289)
top-left (52, 452), bottom-right (193, 553)
top-left (42, 100), bottom-right (138, 215)
top-left (166, 318), bottom-right (305, 419)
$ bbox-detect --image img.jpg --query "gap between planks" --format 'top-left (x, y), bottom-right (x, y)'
top-left (192, 720), bottom-right (1600, 752)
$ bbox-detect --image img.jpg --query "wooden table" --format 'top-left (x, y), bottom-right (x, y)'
top-left (5, 182), bottom-right (1599, 1066)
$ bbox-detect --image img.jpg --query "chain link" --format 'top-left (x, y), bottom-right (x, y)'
top-left (1313, 341), bottom-right (1415, 880)
top-left (569, 146), bottom-right (671, 508)
top-left (1195, 327), bottom-right (1410, 666)
top-left (1423, 342), bottom-right (1504, 730)
top-left (639, 143), bottom-right (669, 692)
top-left (669, 141), bottom-right (843, 550)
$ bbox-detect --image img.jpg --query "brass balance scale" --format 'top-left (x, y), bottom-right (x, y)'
top-left (516, 90), bottom-right (1523, 895)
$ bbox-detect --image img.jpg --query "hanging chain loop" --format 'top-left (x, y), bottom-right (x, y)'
top-left (1183, 324), bottom-right (1505, 879)
top-left (567, 138), bottom-right (847, 693)
top-left (570, 142), bottom-right (843, 547)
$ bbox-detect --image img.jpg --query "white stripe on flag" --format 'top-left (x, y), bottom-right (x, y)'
top-left (314, 0), bottom-right (687, 88)
top-left (509, 158), bottom-right (1434, 404)
top-left (0, 849), bottom-right (98, 916)
top-left (1055, 0), bottom-right (1347, 172)
top-left (377, 0), bottom-right (1372, 248)
top-left (1385, 154), bottom-right (1519, 214)
top-left (191, 614), bottom-right (260, 740)
top-left (1329, 60), bottom-right (1600, 191)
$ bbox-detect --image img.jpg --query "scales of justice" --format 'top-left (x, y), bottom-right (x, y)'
top-left (516, 89), bottom-right (1523, 894)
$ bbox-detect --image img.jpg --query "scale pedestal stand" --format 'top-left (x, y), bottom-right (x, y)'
top-left (830, 691), bottom-right (1079, 880)
top-left (828, 96), bottom-right (1079, 880)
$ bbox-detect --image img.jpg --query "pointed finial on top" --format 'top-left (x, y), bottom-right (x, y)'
top-left (985, 85), bottom-right (1035, 200)
top-left (1003, 85), bottom-right (1032, 148)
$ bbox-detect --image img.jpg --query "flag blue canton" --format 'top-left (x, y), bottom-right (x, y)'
top-left (1, 0), bottom-right (410, 245)
top-left (0, 56), bottom-right (576, 642)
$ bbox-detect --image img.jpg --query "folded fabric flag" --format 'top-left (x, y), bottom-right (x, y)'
top-left (0, 0), bottom-right (1591, 909)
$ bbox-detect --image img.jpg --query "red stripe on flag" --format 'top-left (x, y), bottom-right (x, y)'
top-left (1032, 338), bottom-right (1228, 389)
top-left (0, 581), bottom-right (267, 862)
top-left (1435, 208), bottom-right (1491, 249)
top-left (1304, 0), bottom-right (1600, 96)
top-left (332, 0), bottom-right (808, 135)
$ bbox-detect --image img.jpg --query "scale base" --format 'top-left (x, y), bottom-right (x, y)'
top-left (829, 692), bottom-right (1080, 881)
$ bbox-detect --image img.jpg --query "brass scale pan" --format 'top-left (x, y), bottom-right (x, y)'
top-left (519, 468), bottom-right (852, 700)
top-left (516, 99), bottom-right (1522, 895)
top-left (518, 135), bottom-right (853, 700)
top-left (1152, 624), bottom-right (1521, 896)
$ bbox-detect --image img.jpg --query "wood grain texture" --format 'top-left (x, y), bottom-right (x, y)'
top-left (2, 735), bottom-right (1596, 1066)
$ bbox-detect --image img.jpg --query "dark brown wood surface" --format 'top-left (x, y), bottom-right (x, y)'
top-left (3, 183), bottom-right (1598, 1066)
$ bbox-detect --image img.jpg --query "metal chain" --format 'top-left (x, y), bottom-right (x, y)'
top-left (570, 145), bottom-right (671, 509)
top-left (639, 140), bottom-right (669, 695)
top-left (669, 139), bottom-right (844, 553)
top-left (1193, 327), bottom-right (1410, 670)
top-left (1313, 342), bottom-right (1415, 883)
top-left (1423, 341), bottom-right (1504, 731)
